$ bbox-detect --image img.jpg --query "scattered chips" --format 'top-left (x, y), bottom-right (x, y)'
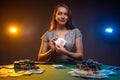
top-left (0, 67), bottom-right (44, 77)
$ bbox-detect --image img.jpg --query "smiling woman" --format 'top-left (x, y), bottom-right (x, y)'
top-left (38, 3), bottom-right (83, 63)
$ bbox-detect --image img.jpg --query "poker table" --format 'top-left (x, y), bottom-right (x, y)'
top-left (0, 62), bottom-right (120, 80)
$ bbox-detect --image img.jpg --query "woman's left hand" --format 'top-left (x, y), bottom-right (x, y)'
top-left (55, 45), bottom-right (68, 54)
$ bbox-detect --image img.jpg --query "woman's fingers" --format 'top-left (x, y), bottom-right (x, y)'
top-left (52, 37), bottom-right (58, 42)
top-left (55, 44), bottom-right (61, 49)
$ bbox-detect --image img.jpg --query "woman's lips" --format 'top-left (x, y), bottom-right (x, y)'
top-left (59, 20), bottom-right (66, 22)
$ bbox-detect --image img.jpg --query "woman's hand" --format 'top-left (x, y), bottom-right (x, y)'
top-left (55, 45), bottom-right (68, 55)
top-left (49, 37), bottom-right (58, 51)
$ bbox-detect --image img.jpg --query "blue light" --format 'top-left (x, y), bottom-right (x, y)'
top-left (105, 28), bottom-right (113, 33)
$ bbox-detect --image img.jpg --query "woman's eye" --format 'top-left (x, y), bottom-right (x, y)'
top-left (57, 12), bottom-right (68, 16)
top-left (58, 12), bottom-right (62, 15)
top-left (64, 13), bottom-right (68, 16)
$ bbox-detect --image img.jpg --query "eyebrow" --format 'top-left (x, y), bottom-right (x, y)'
top-left (57, 11), bottom-right (68, 14)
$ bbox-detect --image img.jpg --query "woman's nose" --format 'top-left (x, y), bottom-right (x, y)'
top-left (61, 14), bottom-right (65, 18)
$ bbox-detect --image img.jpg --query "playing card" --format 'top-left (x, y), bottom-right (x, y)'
top-left (30, 69), bottom-right (44, 74)
top-left (52, 64), bottom-right (65, 68)
top-left (54, 38), bottom-right (66, 46)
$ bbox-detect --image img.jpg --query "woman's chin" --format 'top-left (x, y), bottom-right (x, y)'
top-left (58, 22), bottom-right (66, 26)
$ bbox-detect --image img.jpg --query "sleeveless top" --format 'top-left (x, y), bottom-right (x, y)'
top-left (41, 28), bottom-right (82, 63)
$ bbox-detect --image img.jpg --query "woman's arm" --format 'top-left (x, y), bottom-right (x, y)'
top-left (38, 40), bottom-right (50, 61)
top-left (38, 37), bottom-right (57, 61)
top-left (68, 37), bottom-right (83, 59)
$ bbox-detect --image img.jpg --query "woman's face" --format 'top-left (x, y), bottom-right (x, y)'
top-left (55, 7), bottom-right (68, 26)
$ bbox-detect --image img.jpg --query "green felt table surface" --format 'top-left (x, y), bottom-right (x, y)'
top-left (0, 63), bottom-right (120, 80)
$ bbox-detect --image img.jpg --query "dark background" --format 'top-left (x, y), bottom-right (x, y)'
top-left (0, 0), bottom-right (120, 66)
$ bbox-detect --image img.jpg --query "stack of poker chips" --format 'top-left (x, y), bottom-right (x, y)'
top-left (77, 59), bottom-right (102, 71)
top-left (14, 59), bottom-right (39, 72)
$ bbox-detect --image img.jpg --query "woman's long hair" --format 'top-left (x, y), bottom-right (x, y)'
top-left (50, 4), bottom-right (76, 31)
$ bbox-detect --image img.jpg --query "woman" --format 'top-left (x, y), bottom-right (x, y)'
top-left (38, 4), bottom-right (83, 63)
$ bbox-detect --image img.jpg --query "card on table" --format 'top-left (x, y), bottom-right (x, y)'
top-left (52, 64), bottom-right (65, 68)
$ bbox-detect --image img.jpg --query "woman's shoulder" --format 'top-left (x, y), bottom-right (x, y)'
top-left (41, 30), bottom-right (55, 41)
top-left (70, 28), bottom-right (81, 32)
top-left (42, 30), bottom-right (56, 38)
top-left (45, 30), bottom-right (55, 34)
top-left (69, 28), bottom-right (82, 37)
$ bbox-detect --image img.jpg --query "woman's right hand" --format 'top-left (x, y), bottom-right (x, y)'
top-left (49, 37), bottom-right (58, 51)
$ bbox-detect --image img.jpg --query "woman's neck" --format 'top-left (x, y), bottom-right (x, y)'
top-left (55, 24), bottom-right (68, 38)
top-left (56, 24), bottom-right (67, 31)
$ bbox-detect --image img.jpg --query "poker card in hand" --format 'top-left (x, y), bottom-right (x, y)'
top-left (54, 38), bottom-right (66, 46)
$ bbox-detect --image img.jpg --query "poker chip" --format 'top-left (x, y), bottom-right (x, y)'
top-left (0, 74), bottom-right (9, 78)
top-left (8, 69), bottom-right (14, 73)
top-left (3, 65), bottom-right (14, 69)
top-left (9, 72), bottom-right (23, 77)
